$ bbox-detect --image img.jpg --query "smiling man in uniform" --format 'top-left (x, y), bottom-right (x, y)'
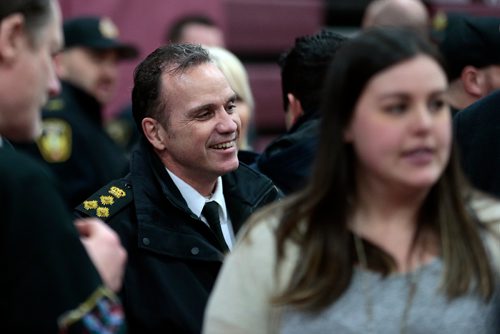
top-left (76, 43), bottom-right (282, 333)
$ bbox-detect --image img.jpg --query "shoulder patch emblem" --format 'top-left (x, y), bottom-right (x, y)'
top-left (37, 119), bottom-right (72, 163)
top-left (76, 181), bottom-right (133, 222)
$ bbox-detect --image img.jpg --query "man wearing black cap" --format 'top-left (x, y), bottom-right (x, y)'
top-left (59, 16), bottom-right (138, 106)
top-left (441, 14), bottom-right (500, 198)
top-left (436, 13), bottom-right (500, 114)
top-left (15, 16), bottom-right (138, 208)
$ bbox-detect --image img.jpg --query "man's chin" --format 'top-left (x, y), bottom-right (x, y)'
top-left (95, 89), bottom-right (115, 105)
top-left (220, 160), bottom-right (239, 174)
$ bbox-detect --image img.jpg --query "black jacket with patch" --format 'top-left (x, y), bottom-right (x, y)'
top-left (13, 81), bottom-right (128, 209)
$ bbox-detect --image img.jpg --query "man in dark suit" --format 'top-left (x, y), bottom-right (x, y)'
top-left (77, 44), bottom-right (282, 333)
top-left (436, 14), bottom-right (500, 115)
top-left (250, 29), bottom-right (347, 194)
top-left (454, 90), bottom-right (500, 198)
top-left (0, 1), bottom-right (126, 332)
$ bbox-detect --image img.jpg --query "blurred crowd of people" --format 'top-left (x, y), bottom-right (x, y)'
top-left (1, 0), bottom-right (498, 333)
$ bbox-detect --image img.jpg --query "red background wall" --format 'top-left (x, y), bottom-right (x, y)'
top-left (58, 0), bottom-right (324, 150)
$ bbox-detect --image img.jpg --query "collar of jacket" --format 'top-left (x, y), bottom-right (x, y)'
top-left (0, 138), bottom-right (14, 151)
top-left (60, 81), bottom-right (103, 125)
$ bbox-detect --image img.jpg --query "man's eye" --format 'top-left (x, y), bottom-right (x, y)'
top-left (197, 110), bottom-right (212, 119)
top-left (226, 103), bottom-right (237, 114)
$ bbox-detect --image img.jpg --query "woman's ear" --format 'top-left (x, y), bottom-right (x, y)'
top-left (142, 117), bottom-right (167, 151)
top-left (0, 13), bottom-right (25, 65)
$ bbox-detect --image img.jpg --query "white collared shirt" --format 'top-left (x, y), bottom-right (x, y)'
top-left (166, 168), bottom-right (235, 249)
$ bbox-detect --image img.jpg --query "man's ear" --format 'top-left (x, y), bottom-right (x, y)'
top-left (285, 93), bottom-right (304, 130)
top-left (0, 13), bottom-right (25, 65)
top-left (142, 117), bottom-right (167, 151)
top-left (461, 66), bottom-right (483, 98)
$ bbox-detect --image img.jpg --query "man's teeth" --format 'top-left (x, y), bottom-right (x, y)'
top-left (212, 141), bottom-right (234, 149)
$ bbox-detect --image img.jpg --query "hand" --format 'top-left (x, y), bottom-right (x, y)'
top-left (75, 218), bottom-right (127, 292)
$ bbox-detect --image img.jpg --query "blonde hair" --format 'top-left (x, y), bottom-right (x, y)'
top-left (206, 47), bottom-right (254, 110)
top-left (206, 47), bottom-right (255, 149)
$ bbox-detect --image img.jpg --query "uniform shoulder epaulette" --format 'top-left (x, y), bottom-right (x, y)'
top-left (75, 180), bottom-right (133, 222)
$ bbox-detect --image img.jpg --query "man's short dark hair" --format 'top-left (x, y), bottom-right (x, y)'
top-left (279, 29), bottom-right (348, 117)
top-left (0, 0), bottom-right (53, 46)
top-left (132, 43), bottom-right (211, 132)
top-left (166, 15), bottom-right (218, 44)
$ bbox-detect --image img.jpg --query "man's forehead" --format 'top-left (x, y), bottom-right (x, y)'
top-left (162, 62), bottom-right (226, 88)
top-left (161, 63), bottom-right (234, 106)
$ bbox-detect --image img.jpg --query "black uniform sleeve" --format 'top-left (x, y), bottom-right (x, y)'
top-left (0, 150), bottom-right (125, 333)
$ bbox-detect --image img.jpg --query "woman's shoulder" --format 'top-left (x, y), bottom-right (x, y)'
top-left (237, 200), bottom-right (286, 250)
top-left (236, 196), bottom-right (304, 282)
top-left (469, 192), bottom-right (500, 229)
top-left (469, 192), bottom-right (500, 272)
top-left (239, 195), bottom-right (305, 245)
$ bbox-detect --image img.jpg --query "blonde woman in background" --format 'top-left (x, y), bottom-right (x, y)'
top-left (207, 46), bottom-right (255, 150)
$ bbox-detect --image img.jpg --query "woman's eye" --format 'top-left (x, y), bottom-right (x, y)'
top-left (385, 103), bottom-right (407, 114)
top-left (428, 98), bottom-right (447, 113)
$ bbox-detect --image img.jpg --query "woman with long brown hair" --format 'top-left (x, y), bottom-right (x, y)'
top-left (203, 27), bottom-right (499, 333)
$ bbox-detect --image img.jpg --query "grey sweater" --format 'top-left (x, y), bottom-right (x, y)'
top-left (281, 258), bottom-right (499, 334)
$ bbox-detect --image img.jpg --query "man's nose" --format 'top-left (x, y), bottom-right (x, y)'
top-left (215, 109), bottom-right (238, 133)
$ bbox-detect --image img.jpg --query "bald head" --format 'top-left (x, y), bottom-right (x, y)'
top-left (362, 0), bottom-right (429, 31)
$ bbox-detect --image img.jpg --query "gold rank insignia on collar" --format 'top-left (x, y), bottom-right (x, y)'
top-left (76, 181), bottom-right (133, 221)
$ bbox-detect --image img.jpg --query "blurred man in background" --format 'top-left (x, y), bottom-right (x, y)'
top-left (166, 14), bottom-right (225, 47)
top-left (15, 16), bottom-right (138, 208)
top-left (251, 29), bottom-right (347, 194)
top-left (436, 14), bottom-right (500, 114)
top-left (362, 0), bottom-right (430, 32)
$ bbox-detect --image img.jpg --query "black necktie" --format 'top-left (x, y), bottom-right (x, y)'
top-left (202, 201), bottom-right (229, 252)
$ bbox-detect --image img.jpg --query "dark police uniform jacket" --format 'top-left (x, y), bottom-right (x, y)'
top-left (76, 138), bottom-right (282, 333)
top-left (14, 81), bottom-right (129, 209)
top-left (0, 144), bottom-right (125, 333)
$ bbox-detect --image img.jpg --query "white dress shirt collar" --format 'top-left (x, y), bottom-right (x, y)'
top-left (165, 168), bottom-right (228, 222)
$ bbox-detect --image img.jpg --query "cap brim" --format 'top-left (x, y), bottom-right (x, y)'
top-left (113, 45), bottom-right (139, 60)
top-left (67, 40), bottom-right (139, 60)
